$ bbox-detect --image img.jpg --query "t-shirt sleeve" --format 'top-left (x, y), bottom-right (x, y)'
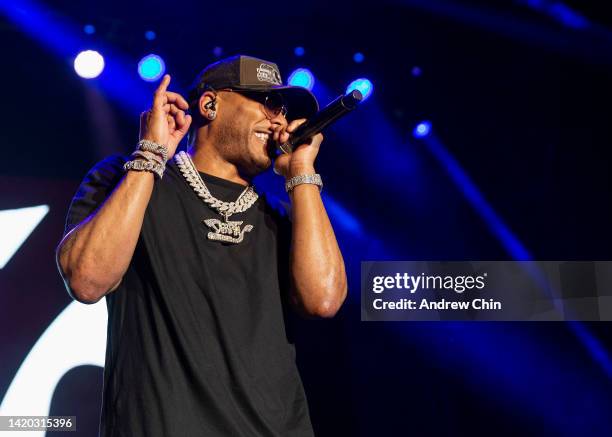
top-left (64, 155), bottom-right (128, 237)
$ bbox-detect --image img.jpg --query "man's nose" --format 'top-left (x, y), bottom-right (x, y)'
top-left (269, 112), bottom-right (288, 128)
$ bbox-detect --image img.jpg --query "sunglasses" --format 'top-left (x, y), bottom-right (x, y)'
top-left (221, 89), bottom-right (288, 119)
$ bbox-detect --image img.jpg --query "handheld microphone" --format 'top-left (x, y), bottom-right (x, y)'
top-left (278, 89), bottom-right (363, 154)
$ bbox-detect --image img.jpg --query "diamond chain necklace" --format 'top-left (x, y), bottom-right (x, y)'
top-left (174, 151), bottom-right (258, 244)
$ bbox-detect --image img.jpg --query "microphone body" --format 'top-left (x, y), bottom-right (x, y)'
top-left (278, 90), bottom-right (363, 154)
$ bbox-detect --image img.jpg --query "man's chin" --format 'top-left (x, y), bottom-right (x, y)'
top-left (242, 155), bottom-right (272, 177)
top-left (255, 156), bottom-right (273, 173)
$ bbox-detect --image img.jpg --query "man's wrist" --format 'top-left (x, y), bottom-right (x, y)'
top-left (287, 164), bottom-right (316, 179)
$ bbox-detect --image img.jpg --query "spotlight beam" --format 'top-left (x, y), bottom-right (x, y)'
top-left (420, 132), bottom-right (612, 380)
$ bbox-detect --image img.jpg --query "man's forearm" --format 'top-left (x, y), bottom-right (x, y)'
top-left (57, 171), bottom-right (155, 303)
top-left (288, 175), bottom-right (347, 318)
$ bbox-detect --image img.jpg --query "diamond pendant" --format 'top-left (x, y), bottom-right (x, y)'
top-left (203, 214), bottom-right (253, 244)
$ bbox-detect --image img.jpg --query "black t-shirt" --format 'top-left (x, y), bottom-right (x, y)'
top-left (64, 155), bottom-right (314, 437)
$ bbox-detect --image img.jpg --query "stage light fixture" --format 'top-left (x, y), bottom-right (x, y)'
top-left (288, 68), bottom-right (315, 90)
top-left (73, 50), bottom-right (104, 79)
top-left (83, 24), bottom-right (95, 35)
top-left (144, 30), bottom-right (156, 41)
top-left (413, 121), bottom-right (432, 138)
top-left (294, 46), bottom-right (305, 56)
top-left (353, 52), bottom-right (365, 63)
top-left (138, 54), bottom-right (165, 82)
top-left (346, 78), bottom-right (373, 101)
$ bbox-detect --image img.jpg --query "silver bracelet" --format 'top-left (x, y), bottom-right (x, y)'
top-left (123, 158), bottom-right (165, 179)
top-left (285, 174), bottom-right (323, 193)
top-left (132, 149), bottom-right (165, 166)
top-left (137, 139), bottom-right (168, 162)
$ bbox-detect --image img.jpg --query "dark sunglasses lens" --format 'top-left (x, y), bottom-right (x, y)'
top-left (265, 94), bottom-right (286, 115)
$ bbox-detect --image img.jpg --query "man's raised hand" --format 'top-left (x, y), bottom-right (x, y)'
top-left (139, 74), bottom-right (192, 159)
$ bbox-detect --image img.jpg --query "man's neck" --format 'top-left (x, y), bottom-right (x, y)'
top-left (188, 143), bottom-right (251, 187)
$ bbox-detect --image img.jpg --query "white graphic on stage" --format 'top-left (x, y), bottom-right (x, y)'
top-left (0, 300), bottom-right (107, 437)
top-left (0, 205), bottom-right (49, 269)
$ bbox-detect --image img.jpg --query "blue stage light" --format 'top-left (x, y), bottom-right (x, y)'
top-left (138, 54), bottom-right (165, 82)
top-left (144, 30), bottom-right (156, 41)
top-left (83, 24), bottom-right (95, 35)
top-left (346, 78), bottom-right (373, 101)
top-left (413, 121), bottom-right (432, 138)
top-left (213, 46), bottom-right (223, 57)
top-left (288, 68), bottom-right (315, 90)
top-left (411, 66), bottom-right (422, 77)
top-left (294, 46), bottom-right (305, 57)
top-left (74, 50), bottom-right (104, 79)
top-left (353, 52), bottom-right (365, 63)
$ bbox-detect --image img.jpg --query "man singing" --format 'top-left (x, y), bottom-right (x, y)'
top-left (56, 55), bottom-right (347, 436)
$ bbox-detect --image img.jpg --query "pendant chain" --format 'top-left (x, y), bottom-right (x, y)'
top-left (174, 151), bottom-right (258, 219)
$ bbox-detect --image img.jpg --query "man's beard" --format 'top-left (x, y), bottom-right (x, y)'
top-left (215, 119), bottom-right (271, 176)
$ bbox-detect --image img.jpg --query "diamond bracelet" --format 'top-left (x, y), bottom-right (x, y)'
top-left (123, 158), bottom-right (165, 179)
top-left (123, 140), bottom-right (167, 179)
top-left (131, 149), bottom-right (165, 166)
top-left (137, 139), bottom-right (168, 162)
top-left (285, 174), bottom-right (323, 193)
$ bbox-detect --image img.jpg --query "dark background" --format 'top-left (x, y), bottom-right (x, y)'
top-left (1, 0), bottom-right (612, 435)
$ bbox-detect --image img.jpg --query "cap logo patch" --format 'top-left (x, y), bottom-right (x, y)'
top-left (256, 63), bottom-right (282, 85)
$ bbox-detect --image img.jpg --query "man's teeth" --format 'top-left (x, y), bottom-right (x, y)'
top-left (254, 132), bottom-right (270, 142)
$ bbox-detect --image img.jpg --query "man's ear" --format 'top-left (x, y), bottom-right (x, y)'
top-left (199, 91), bottom-right (218, 120)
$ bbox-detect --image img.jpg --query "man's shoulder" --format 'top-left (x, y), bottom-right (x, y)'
top-left (63, 155), bottom-right (129, 236)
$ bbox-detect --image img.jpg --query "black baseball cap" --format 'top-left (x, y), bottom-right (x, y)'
top-left (188, 55), bottom-right (319, 120)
